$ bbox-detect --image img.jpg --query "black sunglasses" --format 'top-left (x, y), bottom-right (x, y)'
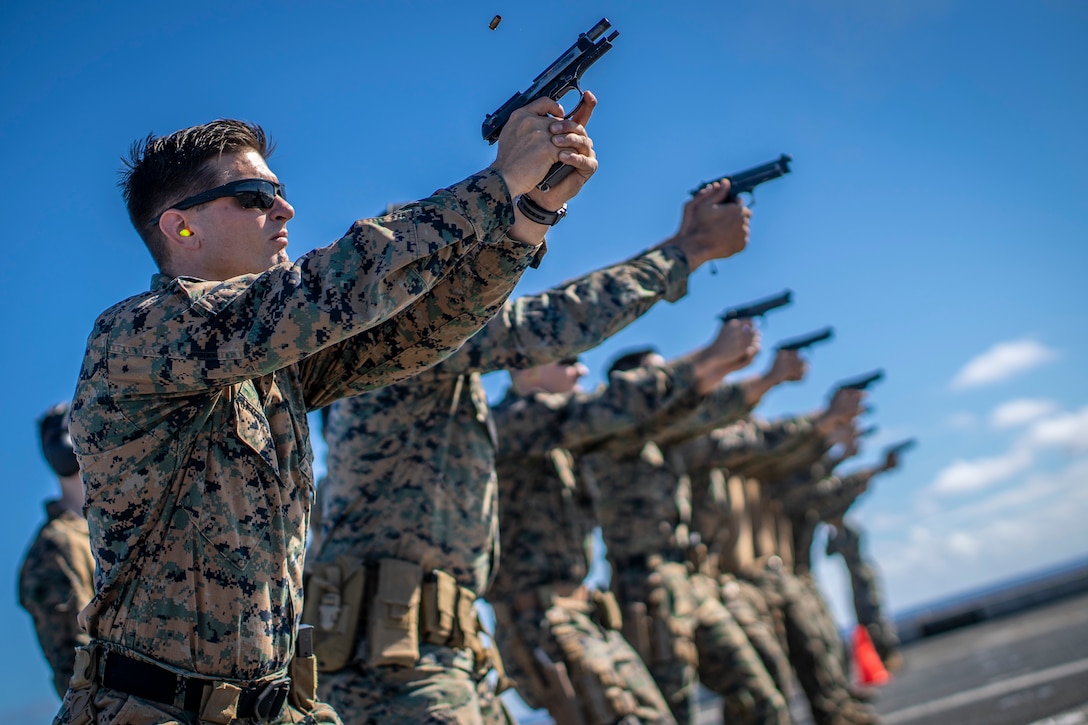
top-left (155, 178), bottom-right (286, 223)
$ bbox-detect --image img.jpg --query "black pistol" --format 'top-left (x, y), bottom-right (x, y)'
top-left (482, 18), bottom-right (619, 192)
top-left (691, 154), bottom-right (793, 202)
top-left (776, 326), bottom-right (834, 352)
top-left (719, 290), bottom-right (793, 323)
top-left (885, 439), bottom-right (917, 457)
top-left (835, 369), bottom-right (885, 392)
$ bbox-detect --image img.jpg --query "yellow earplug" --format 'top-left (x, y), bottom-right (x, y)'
top-left (179, 229), bottom-right (192, 237)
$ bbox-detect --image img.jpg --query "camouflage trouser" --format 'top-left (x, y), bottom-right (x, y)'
top-left (492, 591), bottom-right (676, 725)
top-left (54, 645), bottom-right (341, 725)
top-left (827, 524), bottom-right (901, 667)
top-left (615, 561), bottom-right (791, 725)
top-left (318, 643), bottom-right (511, 725)
top-left (745, 564), bottom-right (879, 725)
top-left (720, 574), bottom-right (795, 701)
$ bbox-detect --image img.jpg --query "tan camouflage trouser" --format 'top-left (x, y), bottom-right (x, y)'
top-left (743, 564), bottom-right (880, 725)
top-left (318, 643), bottom-right (511, 725)
top-left (492, 591), bottom-right (677, 724)
top-left (720, 574), bottom-right (795, 701)
top-left (614, 561), bottom-right (792, 725)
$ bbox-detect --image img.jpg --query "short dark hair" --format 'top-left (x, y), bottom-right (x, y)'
top-left (39, 402), bottom-right (79, 478)
top-left (119, 119), bottom-right (274, 269)
top-left (607, 346), bottom-right (659, 377)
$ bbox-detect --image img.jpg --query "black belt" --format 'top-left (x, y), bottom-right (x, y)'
top-left (99, 650), bottom-right (290, 722)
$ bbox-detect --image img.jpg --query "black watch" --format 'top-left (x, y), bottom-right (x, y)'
top-left (516, 195), bottom-right (567, 226)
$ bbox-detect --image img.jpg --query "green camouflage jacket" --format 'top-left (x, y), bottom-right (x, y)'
top-left (69, 171), bottom-right (533, 679)
top-left (313, 245), bottom-right (692, 595)
top-left (19, 500), bottom-right (95, 697)
top-left (488, 358), bottom-right (702, 599)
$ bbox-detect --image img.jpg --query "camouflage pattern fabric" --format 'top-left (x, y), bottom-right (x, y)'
top-left (719, 574), bottom-right (794, 703)
top-left (589, 383), bottom-right (752, 563)
top-left (487, 358), bottom-right (710, 725)
top-left (611, 561), bottom-right (791, 725)
top-left (489, 356), bottom-right (700, 600)
top-left (54, 687), bottom-right (342, 725)
top-left (61, 170), bottom-right (531, 723)
top-left (320, 645), bottom-right (509, 725)
top-left (826, 523), bottom-right (901, 664)
top-left (584, 387), bottom-right (795, 725)
top-left (493, 594), bottom-right (677, 724)
top-left (314, 244), bottom-right (690, 595)
top-left (671, 415), bottom-right (820, 565)
top-left (742, 554), bottom-right (879, 725)
top-left (19, 500), bottom-right (95, 698)
top-left (311, 246), bottom-right (692, 722)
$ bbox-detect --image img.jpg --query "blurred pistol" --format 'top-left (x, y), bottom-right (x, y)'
top-left (482, 18), bottom-right (619, 191)
top-left (776, 326), bottom-right (834, 352)
top-left (885, 438), bottom-right (917, 457)
top-left (835, 369), bottom-right (885, 392)
top-left (692, 154), bottom-right (793, 202)
top-left (719, 290), bottom-right (792, 323)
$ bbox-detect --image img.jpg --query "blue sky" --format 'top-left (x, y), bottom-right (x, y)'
top-left (2, 0), bottom-right (1086, 719)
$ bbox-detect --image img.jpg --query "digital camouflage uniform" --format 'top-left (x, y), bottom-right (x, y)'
top-left (670, 415), bottom-right (824, 702)
top-left (311, 245), bottom-right (693, 724)
top-left (747, 449), bottom-right (880, 725)
top-left (489, 358), bottom-right (711, 725)
top-left (585, 385), bottom-right (793, 725)
top-left (19, 500), bottom-right (96, 698)
top-left (826, 522), bottom-right (901, 667)
top-left (58, 171), bottom-right (533, 725)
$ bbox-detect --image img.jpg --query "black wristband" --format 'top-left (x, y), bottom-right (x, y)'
top-left (516, 195), bottom-right (567, 226)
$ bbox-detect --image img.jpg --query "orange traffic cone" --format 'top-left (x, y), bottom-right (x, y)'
top-left (852, 624), bottom-right (891, 686)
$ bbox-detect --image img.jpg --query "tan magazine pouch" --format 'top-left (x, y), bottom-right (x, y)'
top-left (592, 589), bottom-right (623, 631)
top-left (420, 569), bottom-right (459, 645)
top-left (301, 557), bottom-right (367, 672)
top-left (366, 558), bottom-right (422, 667)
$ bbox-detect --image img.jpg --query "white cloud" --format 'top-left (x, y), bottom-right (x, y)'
top-left (950, 338), bottom-right (1057, 390)
top-left (1024, 405), bottom-right (1088, 452)
top-left (929, 404), bottom-right (1088, 497)
top-left (930, 447), bottom-right (1034, 496)
top-left (875, 457), bottom-right (1088, 612)
top-left (990, 398), bottom-right (1059, 429)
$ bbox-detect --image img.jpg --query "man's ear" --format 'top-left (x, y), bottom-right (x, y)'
top-left (159, 210), bottom-right (199, 249)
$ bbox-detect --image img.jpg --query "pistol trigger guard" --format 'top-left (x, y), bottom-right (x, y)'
top-left (562, 80), bottom-right (585, 120)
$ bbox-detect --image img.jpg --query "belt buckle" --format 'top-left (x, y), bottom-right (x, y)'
top-left (253, 677), bottom-right (291, 722)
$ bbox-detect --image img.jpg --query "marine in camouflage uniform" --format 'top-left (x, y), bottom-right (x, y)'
top-left (490, 362), bottom-right (698, 725)
top-left (56, 113), bottom-right (574, 725)
top-left (19, 403), bottom-right (95, 699)
top-left (308, 161), bottom-right (753, 725)
top-left (585, 346), bottom-right (803, 725)
top-left (825, 522), bottom-right (901, 670)
top-left (742, 416), bottom-right (880, 725)
top-left (489, 332), bottom-right (756, 724)
top-left (670, 413), bottom-right (831, 703)
top-left (796, 445), bottom-right (903, 670)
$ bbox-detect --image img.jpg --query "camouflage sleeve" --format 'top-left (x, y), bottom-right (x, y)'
top-left (494, 357), bottom-right (701, 459)
top-left (432, 244), bottom-right (691, 375)
top-left (89, 170), bottom-right (524, 399)
top-left (814, 470), bottom-right (872, 520)
top-left (18, 527), bottom-right (94, 698)
top-left (735, 426), bottom-right (831, 482)
top-left (672, 414), bottom-right (817, 476)
top-left (298, 218), bottom-right (540, 406)
top-left (646, 382), bottom-right (753, 448)
top-left (774, 468), bottom-right (871, 517)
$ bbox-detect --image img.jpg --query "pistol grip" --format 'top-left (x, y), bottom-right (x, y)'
top-left (537, 162), bottom-right (574, 192)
